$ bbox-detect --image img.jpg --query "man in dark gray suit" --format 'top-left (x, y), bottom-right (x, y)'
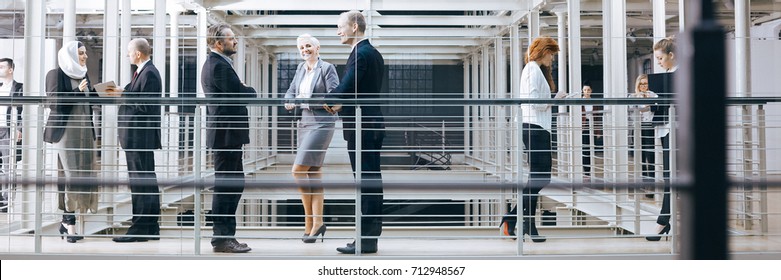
top-left (108, 38), bottom-right (162, 242)
top-left (325, 11), bottom-right (386, 254)
top-left (201, 24), bottom-right (256, 253)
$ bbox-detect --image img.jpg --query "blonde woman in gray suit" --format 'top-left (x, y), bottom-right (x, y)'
top-left (284, 34), bottom-right (340, 243)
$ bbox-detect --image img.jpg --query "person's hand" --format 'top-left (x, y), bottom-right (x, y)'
top-left (78, 79), bottom-right (88, 92)
top-left (284, 103), bottom-right (295, 110)
top-left (16, 130), bottom-right (21, 140)
top-left (104, 86), bottom-right (123, 97)
top-left (324, 104), bottom-right (342, 114)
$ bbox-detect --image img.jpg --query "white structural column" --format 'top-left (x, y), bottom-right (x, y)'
top-left (152, 0), bottom-right (167, 178)
top-left (510, 24), bottom-right (521, 181)
top-left (529, 9), bottom-right (540, 40)
top-left (167, 8), bottom-right (180, 179)
top-left (153, 0), bottom-right (167, 95)
top-left (679, 0), bottom-right (686, 33)
top-left (556, 11), bottom-right (567, 96)
top-left (463, 57), bottom-right (470, 156)
top-left (196, 7), bottom-right (207, 97)
top-left (528, 9), bottom-right (540, 41)
top-left (235, 37), bottom-right (246, 80)
top-left (653, 0), bottom-right (666, 73)
top-left (735, 0), bottom-right (752, 98)
top-left (735, 0), bottom-right (754, 227)
top-left (495, 37), bottom-right (506, 180)
top-left (263, 54), bottom-right (274, 156)
top-left (470, 53), bottom-right (479, 161)
top-left (568, 0), bottom-right (583, 181)
top-left (121, 0), bottom-right (132, 86)
top-left (195, 6), bottom-right (208, 177)
top-left (603, 0), bottom-right (629, 183)
top-left (480, 46), bottom-right (490, 164)
top-left (169, 10), bottom-right (179, 100)
top-left (102, 0), bottom-right (121, 209)
top-left (510, 24), bottom-right (521, 98)
top-left (247, 46), bottom-right (259, 167)
top-left (22, 0), bottom-right (46, 245)
top-left (63, 0), bottom-right (76, 43)
top-left (271, 55), bottom-right (278, 161)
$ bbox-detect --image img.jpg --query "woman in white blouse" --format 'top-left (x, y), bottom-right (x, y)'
top-left (629, 74), bottom-right (658, 193)
top-left (284, 34), bottom-right (340, 243)
top-left (646, 37), bottom-right (678, 241)
top-left (500, 37), bottom-right (565, 243)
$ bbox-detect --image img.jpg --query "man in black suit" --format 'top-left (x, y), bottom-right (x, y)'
top-left (201, 23), bottom-right (255, 253)
top-left (0, 57), bottom-right (23, 213)
top-left (108, 39), bottom-right (162, 242)
top-left (325, 11), bottom-right (386, 254)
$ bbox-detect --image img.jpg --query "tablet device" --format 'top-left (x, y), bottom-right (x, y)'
top-left (93, 81), bottom-right (118, 97)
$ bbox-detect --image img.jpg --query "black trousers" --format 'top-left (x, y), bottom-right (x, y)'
top-left (582, 129), bottom-right (591, 175)
top-left (211, 147), bottom-right (245, 245)
top-left (346, 130), bottom-right (384, 248)
top-left (510, 123), bottom-right (552, 220)
top-left (640, 124), bottom-right (656, 182)
top-left (657, 134), bottom-right (671, 225)
top-left (124, 150), bottom-right (161, 235)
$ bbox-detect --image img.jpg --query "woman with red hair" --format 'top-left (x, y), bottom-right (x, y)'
top-left (500, 37), bottom-right (566, 242)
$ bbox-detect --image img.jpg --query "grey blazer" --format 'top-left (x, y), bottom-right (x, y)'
top-left (285, 59), bottom-right (340, 123)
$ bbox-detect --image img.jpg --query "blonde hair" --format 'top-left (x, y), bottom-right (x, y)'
top-left (653, 36), bottom-right (676, 54)
top-left (296, 34), bottom-right (320, 47)
top-left (635, 74), bottom-right (649, 93)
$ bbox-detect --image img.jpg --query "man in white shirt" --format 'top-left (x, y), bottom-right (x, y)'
top-left (0, 58), bottom-right (23, 213)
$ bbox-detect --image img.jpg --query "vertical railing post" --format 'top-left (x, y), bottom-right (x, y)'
top-left (679, 0), bottom-right (728, 259)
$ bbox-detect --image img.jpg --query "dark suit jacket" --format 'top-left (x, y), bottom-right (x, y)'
top-left (201, 51), bottom-right (257, 149)
top-left (332, 40), bottom-right (385, 141)
top-left (0, 80), bottom-right (23, 134)
top-left (119, 62), bottom-right (162, 150)
top-left (43, 68), bottom-right (98, 143)
top-left (284, 59), bottom-right (340, 123)
top-left (648, 72), bottom-right (675, 126)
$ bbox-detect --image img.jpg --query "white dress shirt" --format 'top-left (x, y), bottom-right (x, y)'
top-left (296, 60), bottom-right (320, 109)
top-left (519, 61), bottom-right (553, 132)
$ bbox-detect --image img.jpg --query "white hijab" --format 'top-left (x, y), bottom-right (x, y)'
top-left (58, 41), bottom-right (87, 79)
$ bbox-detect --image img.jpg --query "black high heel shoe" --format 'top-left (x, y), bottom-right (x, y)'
top-left (645, 224), bottom-right (671, 241)
top-left (303, 225), bottom-right (326, 243)
top-left (59, 223), bottom-right (68, 240)
top-left (59, 223), bottom-right (83, 243)
top-left (522, 219), bottom-right (546, 243)
top-left (499, 214), bottom-right (517, 238)
top-left (301, 233), bottom-right (309, 242)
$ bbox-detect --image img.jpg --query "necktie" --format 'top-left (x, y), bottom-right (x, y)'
top-left (132, 71), bottom-right (138, 81)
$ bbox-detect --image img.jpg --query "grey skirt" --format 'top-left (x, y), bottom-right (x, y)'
top-left (294, 109), bottom-right (335, 167)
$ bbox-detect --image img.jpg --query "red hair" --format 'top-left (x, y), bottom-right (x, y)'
top-left (525, 37), bottom-right (559, 92)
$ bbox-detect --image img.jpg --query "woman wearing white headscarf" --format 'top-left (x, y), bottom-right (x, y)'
top-left (43, 41), bottom-right (99, 243)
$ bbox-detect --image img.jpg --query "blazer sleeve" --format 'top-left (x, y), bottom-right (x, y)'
top-left (324, 63), bottom-right (340, 93)
top-left (12, 83), bottom-right (23, 132)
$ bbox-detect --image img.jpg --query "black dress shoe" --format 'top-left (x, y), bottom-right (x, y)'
top-left (336, 242), bottom-right (377, 254)
top-left (112, 236), bottom-right (149, 243)
top-left (213, 240), bottom-right (251, 253)
top-left (148, 230), bottom-right (160, 240)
